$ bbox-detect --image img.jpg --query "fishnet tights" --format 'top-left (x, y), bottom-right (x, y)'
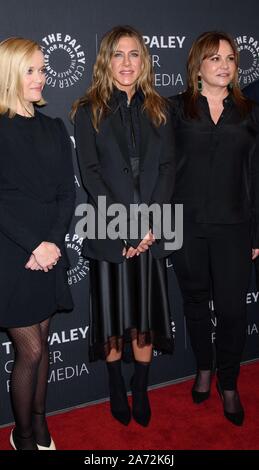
top-left (8, 317), bottom-right (51, 449)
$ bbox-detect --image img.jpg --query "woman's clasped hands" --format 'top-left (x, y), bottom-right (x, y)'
top-left (25, 241), bottom-right (61, 271)
top-left (122, 230), bottom-right (155, 258)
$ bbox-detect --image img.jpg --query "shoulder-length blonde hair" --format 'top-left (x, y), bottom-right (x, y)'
top-left (184, 31), bottom-right (252, 118)
top-left (0, 37), bottom-right (46, 117)
top-left (71, 25), bottom-right (167, 130)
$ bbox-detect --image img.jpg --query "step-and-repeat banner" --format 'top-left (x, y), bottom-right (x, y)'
top-left (1, 0), bottom-right (259, 425)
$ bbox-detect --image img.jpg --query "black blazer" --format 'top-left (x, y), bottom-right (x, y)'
top-left (75, 93), bottom-right (175, 263)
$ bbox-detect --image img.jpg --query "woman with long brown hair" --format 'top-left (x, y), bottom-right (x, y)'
top-left (170, 31), bottom-right (259, 426)
top-left (72, 25), bottom-right (175, 427)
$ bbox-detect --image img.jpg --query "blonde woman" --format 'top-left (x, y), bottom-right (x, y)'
top-left (0, 37), bottom-right (75, 449)
top-left (72, 25), bottom-right (175, 427)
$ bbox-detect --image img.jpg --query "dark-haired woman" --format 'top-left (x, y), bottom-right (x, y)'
top-left (170, 31), bottom-right (259, 426)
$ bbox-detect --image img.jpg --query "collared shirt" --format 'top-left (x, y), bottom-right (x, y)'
top-left (112, 87), bottom-right (143, 204)
top-left (169, 92), bottom-right (259, 244)
top-left (111, 87), bottom-right (142, 157)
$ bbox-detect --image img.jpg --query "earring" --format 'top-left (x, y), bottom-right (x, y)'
top-left (228, 82), bottom-right (233, 90)
top-left (197, 76), bottom-right (202, 92)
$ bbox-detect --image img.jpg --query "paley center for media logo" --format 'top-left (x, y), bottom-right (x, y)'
top-left (235, 34), bottom-right (259, 86)
top-left (41, 33), bottom-right (86, 88)
top-left (142, 34), bottom-right (186, 88)
top-left (65, 232), bottom-right (89, 285)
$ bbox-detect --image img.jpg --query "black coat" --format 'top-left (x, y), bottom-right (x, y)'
top-left (0, 111), bottom-right (75, 327)
top-left (75, 93), bottom-right (175, 263)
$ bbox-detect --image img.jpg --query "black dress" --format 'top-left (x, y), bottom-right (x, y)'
top-left (0, 111), bottom-right (75, 328)
top-left (88, 92), bottom-right (174, 360)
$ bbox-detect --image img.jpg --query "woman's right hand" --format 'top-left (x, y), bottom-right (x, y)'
top-left (25, 254), bottom-right (43, 271)
top-left (122, 231), bottom-right (155, 258)
top-left (32, 242), bottom-right (61, 272)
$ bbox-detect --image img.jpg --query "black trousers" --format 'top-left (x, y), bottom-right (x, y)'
top-left (172, 222), bottom-right (251, 389)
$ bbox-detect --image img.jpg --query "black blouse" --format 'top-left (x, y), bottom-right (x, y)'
top-left (113, 88), bottom-right (142, 204)
top-left (169, 93), bottom-right (259, 246)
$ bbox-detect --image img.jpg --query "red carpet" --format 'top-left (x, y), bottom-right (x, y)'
top-left (1, 361), bottom-right (259, 450)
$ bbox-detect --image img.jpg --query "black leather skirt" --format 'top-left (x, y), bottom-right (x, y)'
top-left (89, 251), bottom-right (174, 361)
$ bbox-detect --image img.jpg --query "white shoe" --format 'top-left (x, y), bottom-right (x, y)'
top-left (10, 429), bottom-right (17, 450)
top-left (37, 437), bottom-right (56, 450)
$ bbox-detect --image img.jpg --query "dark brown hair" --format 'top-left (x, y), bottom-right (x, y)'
top-left (184, 31), bottom-right (252, 119)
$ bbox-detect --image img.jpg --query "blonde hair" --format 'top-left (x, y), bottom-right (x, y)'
top-left (0, 37), bottom-right (46, 117)
top-left (71, 25), bottom-right (167, 130)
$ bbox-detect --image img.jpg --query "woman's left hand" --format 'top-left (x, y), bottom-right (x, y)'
top-left (252, 248), bottom-right (259, 260)
top-left (136, 230), bottom-right (155, 254)
top-left (123, 246), bottom-right (139, 258)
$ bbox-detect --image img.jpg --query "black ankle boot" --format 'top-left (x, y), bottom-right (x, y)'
top-left (131, 361), bottom-right (151, 427)
top-left (106, 360), bottom-right (131, 426)
top-left (216, 382), bottom-right (244, 426)
top-left (191, 369), bottom-right (212, 404)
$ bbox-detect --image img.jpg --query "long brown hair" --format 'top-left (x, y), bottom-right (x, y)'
top-left (71, 25), bottom-right (167, 130)
top-left (184, 31), bottom-right (252, 119)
